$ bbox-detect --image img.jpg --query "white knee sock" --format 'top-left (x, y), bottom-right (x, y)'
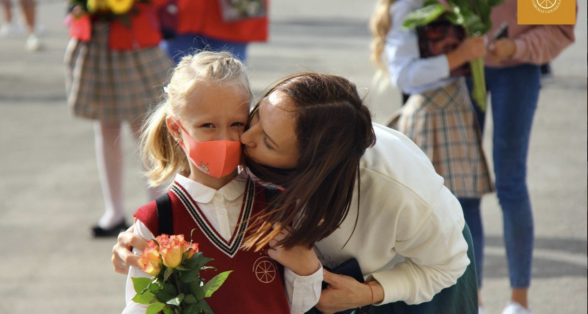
top-left (94, 121), bottom-right (125, 229)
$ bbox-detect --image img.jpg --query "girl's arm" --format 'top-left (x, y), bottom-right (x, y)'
top-left (121, 220), bottom-right (155, 314)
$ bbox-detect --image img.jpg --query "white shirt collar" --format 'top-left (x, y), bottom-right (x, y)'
top-left (174, 174), bottom-right (246, 204)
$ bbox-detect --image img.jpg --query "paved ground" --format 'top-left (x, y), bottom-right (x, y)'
top-left (0, 1), bottom-right (586, 313)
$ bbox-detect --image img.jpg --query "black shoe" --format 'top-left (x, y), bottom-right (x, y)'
top-left (90, 220), bottom-right (129, 238)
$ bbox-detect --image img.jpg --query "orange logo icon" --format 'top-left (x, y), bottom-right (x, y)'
top-left (518, 0), bottom-right (576, 25)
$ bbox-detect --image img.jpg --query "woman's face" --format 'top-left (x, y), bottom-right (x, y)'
top-left (240, 90), bottom-right (300, 169)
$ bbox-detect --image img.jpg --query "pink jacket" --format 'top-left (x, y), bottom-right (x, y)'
top-left (485, 0), bottom-right (577, 67)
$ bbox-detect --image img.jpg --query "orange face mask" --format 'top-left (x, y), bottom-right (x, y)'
top-left (176, 123), bottom-right (241, 179)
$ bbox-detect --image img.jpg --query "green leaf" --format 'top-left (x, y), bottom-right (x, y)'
top-left (190, 281), bottom-right (205, 300)
top-left (186, 252), bottom-right (214, 270)
top-left (402, 4), bottom-right (447, 29)
top-left (132, 291), bottom-right (156, 305)
top-left (153, 290), bottom-right (175, 303)
top-left (132, 277), bottom-right (153, 294)
top-left (146, 302), bottom-right (166, 314)
top-left (162, 307), bottom-right (175, 314)
top-left (184, 294), bottom-right (197, 304)
top-left (202, 271), bottom-right (232, 298)
top-left (184, 303), bottom-right (200, 314)
top-left (164, 267), bottom-right (175, 282)
top-left (162, 283), bottom-right (177, 296)
top-left (181, 268), bottom-right (201, 283)
top-left (199, 300), bottom-right (214, 314)
top-left (166, 293), bottom-right (184, 306)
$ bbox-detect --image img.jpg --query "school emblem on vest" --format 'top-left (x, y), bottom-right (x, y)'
top-left (253, 256), bottom-right (277, 283)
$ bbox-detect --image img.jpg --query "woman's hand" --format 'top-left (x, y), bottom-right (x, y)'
top-left (447, 36), bottom-right (486, 70)
top-left (267, 224), bottom-right (321, 276)
top-left (111, 225), bottom-right (148, 274)
top-left (487, 38), bottom-right (516, 63)
top-left (316, 270), bottom-right (384, 314)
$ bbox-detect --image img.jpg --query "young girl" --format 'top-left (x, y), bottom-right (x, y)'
top-left (121, 52), bottom-right (321, 314)
top-left (65, 1), bottom-right (172, 237)
top-left (371, 2), bottom-right (493, 311)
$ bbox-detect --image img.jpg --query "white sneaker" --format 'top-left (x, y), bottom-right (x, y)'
top-left (0, 21), bottom-right (24, 37)
top-left (502, 301), bottom-right (532, 314)
top-left (478, 306), bottom-right (486, 314)
top-left (25, 33), bottom-right (41, 51)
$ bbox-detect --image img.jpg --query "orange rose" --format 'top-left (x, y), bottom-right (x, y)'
top-left (138, 242), bottom-right (163, 276)
top-left (186, 243), bottom-right (199, 259)
top-left (160, 235), bottom-right (187, 268)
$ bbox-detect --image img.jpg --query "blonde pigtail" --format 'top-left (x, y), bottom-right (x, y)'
top-left (370, 0), bottom-right (396, 92)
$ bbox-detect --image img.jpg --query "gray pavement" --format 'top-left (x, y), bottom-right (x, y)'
top-left (0, 1), bottom-right (586, 313)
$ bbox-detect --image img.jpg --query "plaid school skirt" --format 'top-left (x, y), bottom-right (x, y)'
top-left (388, 79), bottom-right (493, 198)
top-left (64, 22), bottom-right (172, 124)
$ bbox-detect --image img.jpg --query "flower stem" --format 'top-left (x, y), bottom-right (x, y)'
top-left (469, 57), bottom-right (486, 111)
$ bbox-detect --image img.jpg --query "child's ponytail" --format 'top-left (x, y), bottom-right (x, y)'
top-left (370, 0), bottom-right (396, 88)
top-left (141, 100), bottom-right (189, 187)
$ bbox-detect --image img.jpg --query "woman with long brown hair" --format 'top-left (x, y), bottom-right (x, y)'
top-left (113, 72), bottom-right (478, 313)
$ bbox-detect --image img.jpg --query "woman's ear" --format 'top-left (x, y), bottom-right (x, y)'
top-left (166, 117), bottom-right (182, 141)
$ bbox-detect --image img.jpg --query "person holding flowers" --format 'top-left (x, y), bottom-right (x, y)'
top-left (370, 0), bottom-right (494, 296)
top-left (122, 51), bottom-right (322, 314)
top-left (64, 0), bottom-right (173, 238)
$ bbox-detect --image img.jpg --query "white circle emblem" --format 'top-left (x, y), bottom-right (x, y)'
top-left (532, 0), bottom-right (561, 13)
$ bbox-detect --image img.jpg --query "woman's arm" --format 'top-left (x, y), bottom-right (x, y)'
top-left (370, 186), bottom-right (470, 304)
top-left (268, 226), bottom-right (323, 314)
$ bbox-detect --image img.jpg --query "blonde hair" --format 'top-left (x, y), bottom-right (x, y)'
top-left (370, 0), bottom-right (397, 89)
top-left (141, 51), bottom-right (251, 186)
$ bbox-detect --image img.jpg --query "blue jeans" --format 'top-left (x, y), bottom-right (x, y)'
top-left (467, 64), bottom-right (540, 289)
top-left (160, 33), bottom-right (248, 64)
top-left (458, 198), bottom-right (483, 288)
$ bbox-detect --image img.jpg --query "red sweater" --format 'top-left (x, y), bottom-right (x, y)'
top-left (176, 0), bottom-right (268, 43)
top-left (134, 180), bottom-right (289, 313)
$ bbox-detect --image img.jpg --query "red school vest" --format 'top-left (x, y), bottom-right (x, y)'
top-left (134, 180), bottom-right (289, 314)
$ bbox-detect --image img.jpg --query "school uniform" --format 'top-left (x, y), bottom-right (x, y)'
top-left (384, 0), bottom-right (493, 199)
top-left (123, 174), bottom-right (322, 314)
top-left (65, 2), bottom-right (172, 124)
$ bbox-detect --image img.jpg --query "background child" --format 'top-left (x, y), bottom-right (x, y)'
top-left (65, 1), bottom-right (173, 238)
top-left (122, 51), bottom-right (322, 314)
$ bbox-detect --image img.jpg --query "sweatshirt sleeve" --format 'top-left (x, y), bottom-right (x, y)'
top-left (511, 24), bottom-right (576, 65)
top-left (370, 186), bottom-right (470, 305)
top-left (385, 1), bottom-right (451, 92)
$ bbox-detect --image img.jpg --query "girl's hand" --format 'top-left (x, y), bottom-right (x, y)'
top-left (488, 38), bottom-right (516, 63)
top-left (111, 226), bottom-right (148, 274)
top-left (447, 36), bottom-right (486, 70)
top-left (316, 270), bottom-right (384, 313)
top-left (267, 224), bottom-right (321, 276)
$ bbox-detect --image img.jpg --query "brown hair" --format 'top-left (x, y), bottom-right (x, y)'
top-left (243, 72), bottom-right (376, 251)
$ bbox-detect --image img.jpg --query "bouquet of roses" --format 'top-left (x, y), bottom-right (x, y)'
top-left (68, 0), bottom-right (149, 25)
top-left (132, 234), bottom-right (232, 314)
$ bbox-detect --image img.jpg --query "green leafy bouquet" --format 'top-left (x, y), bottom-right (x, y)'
top-left (403, 0), bottom-right (506, 111)
top-left (132, 234), bottom-right (232, 314)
